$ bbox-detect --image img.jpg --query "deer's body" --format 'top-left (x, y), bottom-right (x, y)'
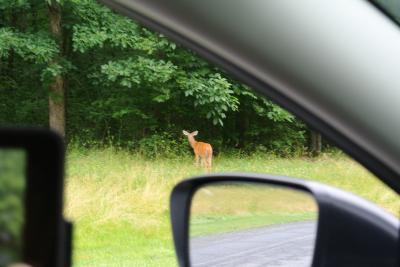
top-left (183, 130), bottom-right (212, 171)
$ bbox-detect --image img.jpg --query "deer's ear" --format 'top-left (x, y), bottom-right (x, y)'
top-left (192, 131), bottom-right (198, 136)
top-left (182, 130), bottom-right (189, 135)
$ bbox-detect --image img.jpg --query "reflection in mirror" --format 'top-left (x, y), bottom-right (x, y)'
top-left (0, 150), bottom-right (26, 266)
top-left (190, 182), bottom-right (318, 267)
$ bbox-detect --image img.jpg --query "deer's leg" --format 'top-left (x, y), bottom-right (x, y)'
top-left (206, 155), bottom-right (212, 172)
top-left (195, 154), bottom-right (200, 166)
top-left (201, 156), bottom-right (206, 167)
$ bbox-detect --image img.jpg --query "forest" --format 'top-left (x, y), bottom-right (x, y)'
top-left (0, 0), bottom-right (325, 157)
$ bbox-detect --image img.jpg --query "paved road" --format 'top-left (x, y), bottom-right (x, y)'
top-left (190, 221), bottom-right (317, 267)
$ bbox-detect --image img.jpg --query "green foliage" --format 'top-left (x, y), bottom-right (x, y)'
top-left (0, 0), bottom-right (312, 156)
top-left (71, 0), bottom-right (146, 53)
top-left (139, 132), bottom-right (190, 158)
top-left (0, 0), bottom-right (29, 10)
top-left (99, 57), bottom-right (176, 88)
top-left (180, 73), bottom-right (239, 126)
top-left (41, 59), bottom-right (75, 85)
top-left (258, 99), bottom-right (294, 122)
top-left (0, 28), bottom-right (57, 63)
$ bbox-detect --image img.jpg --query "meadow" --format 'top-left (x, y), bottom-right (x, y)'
top-left (64, 148), bottom-right (399, 267)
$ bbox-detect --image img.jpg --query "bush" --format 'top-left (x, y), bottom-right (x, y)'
top-left (139, 132), bottom-right (191, 158)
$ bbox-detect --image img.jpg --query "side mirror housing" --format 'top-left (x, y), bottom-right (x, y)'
top-left (170, 173), bottom-right (399, 267)
top-left (0, 128), bottom-right (71, 267)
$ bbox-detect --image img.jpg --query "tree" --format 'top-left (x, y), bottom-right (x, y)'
top-left (47, 0), bottom-right (66, 137)
top-left (310, 130), bottom-right (322, 157)
top-left (0, 0), bottom-right (58, 130)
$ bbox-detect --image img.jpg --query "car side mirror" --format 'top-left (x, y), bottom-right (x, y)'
top-left (170, 173), bottom-right (399, 267)
top-left (0, 128), bottom-right (71, 267)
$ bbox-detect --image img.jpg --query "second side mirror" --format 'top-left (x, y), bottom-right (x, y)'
top-left (170, 173), bottom-right (399, 267)
top-left (0, 128), bottom-right (71, 267)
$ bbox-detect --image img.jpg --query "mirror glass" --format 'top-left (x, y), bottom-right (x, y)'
top-left (190, 182), bottom-right (318, 267)
top-left (0, 149), bottom-right (26, 266)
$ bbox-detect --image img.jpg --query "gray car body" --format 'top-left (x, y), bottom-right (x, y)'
top-left (100, 0), bottom-right (400, 193)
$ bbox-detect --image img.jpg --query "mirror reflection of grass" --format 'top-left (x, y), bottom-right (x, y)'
top-left (190, 184), bottom-right (317, 237)
top-left (190, 212), bottom-right (317, 237)
top-left (0, 150), bottom-right (25, 265)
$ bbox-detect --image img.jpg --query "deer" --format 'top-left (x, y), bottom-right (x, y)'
top-left (182, 130), bottom-right (213, 171)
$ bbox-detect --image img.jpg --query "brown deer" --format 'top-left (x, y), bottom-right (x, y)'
top-left (183, 130), bottom-right (213, 171)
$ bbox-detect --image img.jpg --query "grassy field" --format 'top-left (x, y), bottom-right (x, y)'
top-left (64, 148), bottom-right (399, 267)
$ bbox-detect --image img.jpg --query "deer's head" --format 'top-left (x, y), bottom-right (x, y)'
top-left (182, 130), bottom-right (198, 137)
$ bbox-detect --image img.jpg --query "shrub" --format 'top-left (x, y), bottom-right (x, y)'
top-left (139, 132), bottom-right (190, 158)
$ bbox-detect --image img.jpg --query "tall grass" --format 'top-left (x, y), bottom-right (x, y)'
top-left (64, 148), bottom-right (399, 266)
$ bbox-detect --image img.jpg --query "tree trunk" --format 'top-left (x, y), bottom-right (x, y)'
top-left (310, 130), bottom-right (322, 156)
top-left (49, 75), bottom-right (65, 138)
top-left (235, 102), bottom-right (249, 148)
top-left (48, 2), bottom-right (65, 139)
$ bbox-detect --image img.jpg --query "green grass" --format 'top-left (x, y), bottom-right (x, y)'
top-left (64, 148), bottom-right (399, 267)
top-left (73, 220), bottom-right (176, 267)
top-left (190, 212), bottom-right (317, 237)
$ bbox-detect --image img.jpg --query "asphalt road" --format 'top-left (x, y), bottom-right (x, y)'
top-left (190, 221), bottom-right (317, 267)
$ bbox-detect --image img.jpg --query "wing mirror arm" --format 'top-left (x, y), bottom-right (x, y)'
top-left (312, 184), bottom-right (398, 267)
